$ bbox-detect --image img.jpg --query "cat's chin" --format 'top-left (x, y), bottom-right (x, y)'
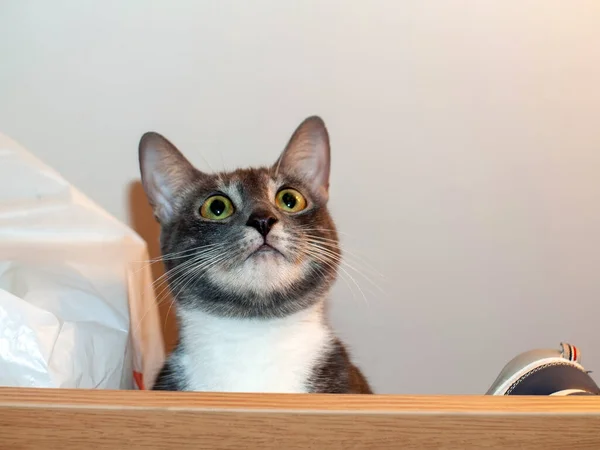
top-left (208, 253), bottom-right (308, 296)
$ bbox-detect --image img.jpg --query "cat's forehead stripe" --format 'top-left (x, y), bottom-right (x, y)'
top-left (267, 178), bottom-right (278, 199)
top-left (215, 170), bottom-right (274, 205)
top-left (217, 179), bottom-right (244, 206)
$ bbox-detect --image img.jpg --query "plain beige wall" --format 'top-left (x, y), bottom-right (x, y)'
top-left (1, 1), bottom-right (599, 394)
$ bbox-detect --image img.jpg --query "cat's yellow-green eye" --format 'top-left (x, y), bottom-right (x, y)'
top-left (200, 195), bottom-right (234, 220)
top-left (275, 188), bottom-right (307, 213)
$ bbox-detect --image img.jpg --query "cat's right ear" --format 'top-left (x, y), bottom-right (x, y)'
top-left (139, 132), bottom-right (197, 224)
top-left (273, 116), bottom-right (331, 202)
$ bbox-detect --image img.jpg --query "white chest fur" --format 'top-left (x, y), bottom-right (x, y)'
top-left (176, 305), bottom-right (332, 393)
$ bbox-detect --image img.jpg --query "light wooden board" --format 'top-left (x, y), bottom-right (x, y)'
top-left (1, 388), bottom-right (599, 449)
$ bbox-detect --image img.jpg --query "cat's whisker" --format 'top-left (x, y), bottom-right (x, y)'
top-left (150, 257), bottom-right (209, 305)
top-left (162, 298), bottom-right (175, 331)
top-left (132, 244), bottom-right (222, 274)
top-left (170, 254), bottom-right (233, 307)
top-left (134, 247), bottom-right (226, 335)
top-left (133, 293), bottom-right (175, 339)
top-left (159, 249), bottom-right (245, 327)
top-left (298, 227), bottom-right (384, 268)
top-left (160, 244), bottom-right (222, 261)
top-left (303, 239), bottom-right (386, 291)
top-left (286, 235), bottom-right (385, 297)
top-left (136, 259), bottom-right (215, 336)
top-left (296, 225), bottom-right (351, 237)
top-left (298, 230), bottom-right (382, 272)
top-left (322, 261), bottom-right (359, 304)
top-left (169, 246), bottom-right (243, 299)
top-left (308, 242), bottom-right (386, 297)
top-left (303, 247), bottom-right (368, 308)
top-left (220, 151), bottom-right (227, 172)
top-left (302, 241), bottom-right (379, 297)
top-left (197, 151), bottom-right (215, 173)
top-left (135, 244), bottom-right (220, 264)
top-left (152, 252), bottom-right (212, 292)
top-left (169, 251), bottom-right (233, 302)
top-left (305, 235), bottom-right (383, 277)
top-left (152, 248), bottom-right (226, 308)
top-left (150, 246), bottom-right (224, 290)
top-left (303, 235), bottom-right (384, 279)
top-left (310, 262), bottom-right (329, 284)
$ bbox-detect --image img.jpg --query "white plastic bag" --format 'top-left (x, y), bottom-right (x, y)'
top-left (0, 132), bottom-right (164, 389)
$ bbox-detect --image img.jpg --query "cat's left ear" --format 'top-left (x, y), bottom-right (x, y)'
top-left (273, 116), bottom-right (331, 202)
top-left (139, 132), bottom-right (197, 224)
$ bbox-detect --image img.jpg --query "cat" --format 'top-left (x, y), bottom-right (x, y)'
top-left (139, 116), bottom-right (372, 394)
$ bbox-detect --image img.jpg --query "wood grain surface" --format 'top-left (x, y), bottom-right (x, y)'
top-left (1, 388), bottom-right (599, 449)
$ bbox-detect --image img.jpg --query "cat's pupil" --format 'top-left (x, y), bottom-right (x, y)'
top-left (282, 192), bottom-right (296, 209)
top-left (210, 199), bottom-right (226, 216)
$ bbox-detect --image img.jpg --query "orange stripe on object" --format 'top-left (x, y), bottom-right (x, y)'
top-left (133, 371), bottom-right (146, 390)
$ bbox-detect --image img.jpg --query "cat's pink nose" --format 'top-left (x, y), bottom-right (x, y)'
top-left (246, 211), bottom-right (278, 237)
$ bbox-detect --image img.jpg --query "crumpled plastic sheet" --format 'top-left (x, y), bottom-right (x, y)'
top-left (0, 132), bottom-right (164, 389)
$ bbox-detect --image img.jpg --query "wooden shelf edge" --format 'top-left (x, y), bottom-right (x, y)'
top-left (1, 387), bottom-right (599, 414)
top-left (2, 388), bottom-right (600, 449)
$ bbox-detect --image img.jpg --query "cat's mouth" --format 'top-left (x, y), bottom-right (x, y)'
top-left (248, 242), bottom-right (284, 259)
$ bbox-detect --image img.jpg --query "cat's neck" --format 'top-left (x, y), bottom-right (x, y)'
top-left (175, 302), bottom-right (333, 393)
top-left (178, 301), bottom-right (328, 345)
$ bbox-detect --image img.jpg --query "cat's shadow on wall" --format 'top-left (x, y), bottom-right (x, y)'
top-left (128, 181), bottom-right (178, 353)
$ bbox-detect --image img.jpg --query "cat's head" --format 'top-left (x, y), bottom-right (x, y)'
top-left (139, 116), bottom-right (339, 318)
